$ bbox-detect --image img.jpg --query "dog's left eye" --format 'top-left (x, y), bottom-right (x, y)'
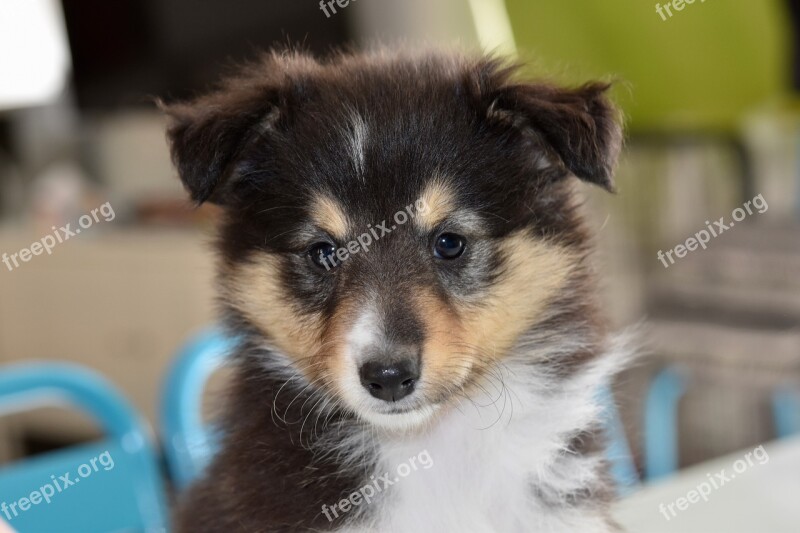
top-left (433, 233), bottom-right (466, 260)
top-left (308, 242), bottom-right (337, 270)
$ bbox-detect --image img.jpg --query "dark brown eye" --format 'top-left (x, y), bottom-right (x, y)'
top-left (309, 242), bottom-right (337, 270)
top-left (433, 233), bottom-right (466, 260)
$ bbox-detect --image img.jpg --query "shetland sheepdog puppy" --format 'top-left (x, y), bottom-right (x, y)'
top-left (162, 48), bottom-right (628, 532)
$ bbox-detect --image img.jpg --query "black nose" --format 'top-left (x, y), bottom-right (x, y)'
top-left (359, 358), bottom-right (420, 402)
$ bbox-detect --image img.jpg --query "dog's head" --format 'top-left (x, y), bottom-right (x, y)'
top-left (163, 50), bottom-right (622, 431)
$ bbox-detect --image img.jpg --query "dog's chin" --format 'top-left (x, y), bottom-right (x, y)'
top-left (354, 403), bottom-right (440, 432)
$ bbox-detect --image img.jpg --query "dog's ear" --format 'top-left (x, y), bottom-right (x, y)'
top-left (475, 65), bottom-right (623, 191)
top-left (159, 52), bottom-right (319, 204)
top-left (159, 85), bottom-right (283, 205)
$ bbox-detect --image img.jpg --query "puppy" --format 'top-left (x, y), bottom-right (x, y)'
top-left (162, 49), bottom-right (627, 532)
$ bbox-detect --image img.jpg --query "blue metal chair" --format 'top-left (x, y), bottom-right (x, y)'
top-left (772, 387), bottom-right (800, 438)
top-left (643, 369), bottom-right (800, 482)
top-left (643, 367), bottom-right (689, 481)
top-left (160, 328), bottom-right (238, 490)
top-left (0, 363), bottom-right (168, 533)
top-left (600, 386), bottom-right (639, 496)
top-left (598, 385), bottom-right (640, 495)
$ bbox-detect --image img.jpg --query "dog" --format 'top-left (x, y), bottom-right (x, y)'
top-left (162, 49), bottom-right (628, 532)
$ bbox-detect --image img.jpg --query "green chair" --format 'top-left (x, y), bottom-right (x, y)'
top-left (502, 0), bottom-right (791, 206)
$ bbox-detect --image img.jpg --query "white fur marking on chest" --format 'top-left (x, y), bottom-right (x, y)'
top-left (339, 334), bottom-right (635, 533)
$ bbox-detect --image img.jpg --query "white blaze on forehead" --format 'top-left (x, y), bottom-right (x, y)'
top-left (347, 111), bottom-right (368, 178)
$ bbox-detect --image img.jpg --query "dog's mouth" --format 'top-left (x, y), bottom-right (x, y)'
top-left (336, 376), bottom-right (461, 431)
top-left (377, 405), bottom-right (417, 415)
top-left (370, 398), bottom-right (442, 416)
top-left (357, 390), bottom-right (429, 415)
top-left (355, 401), bottom-right (442, 431)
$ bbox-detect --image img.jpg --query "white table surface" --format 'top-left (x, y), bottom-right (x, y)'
top-left (615, 436), bottom-right (800, 533)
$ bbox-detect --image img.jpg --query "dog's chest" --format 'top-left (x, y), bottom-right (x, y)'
top-left (371, 412), bottom-right (539, 532)
top-left (339, 371), bottom-right (610, 532)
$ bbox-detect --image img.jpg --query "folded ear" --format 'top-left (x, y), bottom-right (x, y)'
top-left (481, 72), bottom-right (623, 191)
top-left (159, 85), bottom-right (283, 205)
top-left (159, 52), bottom-right (319, 204)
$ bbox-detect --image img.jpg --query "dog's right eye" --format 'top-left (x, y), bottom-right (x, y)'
top-left (308, 242), bottom-right (337, 270)
top-left (433, 233), bottom-right (467, 260)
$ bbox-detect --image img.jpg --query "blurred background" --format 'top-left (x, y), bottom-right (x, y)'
top-left (0, 0), bottom-right (799, 531)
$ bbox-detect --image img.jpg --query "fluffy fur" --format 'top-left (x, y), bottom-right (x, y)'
top-left (161, 48), bottom-right (627, 532)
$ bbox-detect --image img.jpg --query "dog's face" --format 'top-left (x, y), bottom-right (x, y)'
top-left (163, 51), bottom-right (622, 431)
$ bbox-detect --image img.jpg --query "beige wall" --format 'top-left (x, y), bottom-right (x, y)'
top-left (351, 0), bottom-right (479, 48)
top-left (0, 227), bottom-right (216, 440)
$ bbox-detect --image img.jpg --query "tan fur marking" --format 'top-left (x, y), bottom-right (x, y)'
top-left (414, 288), bottom-right (471, 389)
top-left (319, 299), bottom-right (360, 388)
top-left (222, 255), bottom-right (323, 366)
top-left (416, 179), bottom-right (456, 231)
top-left (222, 253), bottom-right (362, 385)
top-left (411, 232), bottom-right (577, 398)
top-left (460, 231), bottom-right (578, 360)
top-left (311, 195), bottom-right (350, 240)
